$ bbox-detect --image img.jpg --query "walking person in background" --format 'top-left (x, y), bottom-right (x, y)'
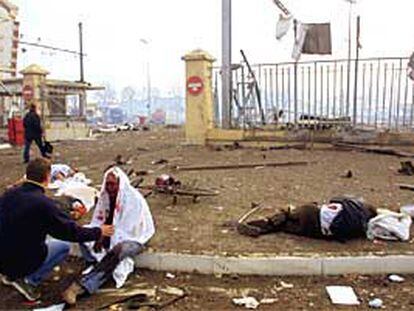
top-left (23, 104), bottom-right (47, 163)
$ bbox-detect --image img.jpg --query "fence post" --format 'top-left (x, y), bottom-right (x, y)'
top-left (352, 16), bottom-right (361, 127)
top-left (182, 50), bottom-right (216, 145)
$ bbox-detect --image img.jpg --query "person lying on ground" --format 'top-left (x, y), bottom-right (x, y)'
top-left (0, 158), bottom-right (113, 302)
top-left (51, 163), bottom-right (77, 183)
top-left (53, 195), bottom-right (88, 220)
top-left (237, 196), bottom-right (377, 242)
top-left (62, 166), bottom-right (155, 305)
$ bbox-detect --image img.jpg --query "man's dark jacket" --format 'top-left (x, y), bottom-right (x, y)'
top-left (329, 197), bottom-right (373, 242)
top-left (23, 110), bottom-right (42, 140)
top-left (0, 182), bottom-right (101, 279)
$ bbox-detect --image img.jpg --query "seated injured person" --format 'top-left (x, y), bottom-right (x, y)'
top-left (62, 166), bottom-right (155, 305)
top-left (238, 196), bottom-right (377, 242)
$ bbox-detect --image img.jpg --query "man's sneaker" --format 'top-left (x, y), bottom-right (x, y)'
top-left (62, 281), bottom-right (85, 305)
top-left (9, 279), bottom-right (41, 301)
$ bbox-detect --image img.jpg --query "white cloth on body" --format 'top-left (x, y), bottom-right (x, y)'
top-left (83, 166), bottom-right (155, 288)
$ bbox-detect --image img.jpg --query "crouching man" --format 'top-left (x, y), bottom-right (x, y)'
top-left (238, 196), bottom-right (377, 242)
top-left (62, 166), bottom-right (155, 305)
top-left (0, 158), bottom-right (113, 301)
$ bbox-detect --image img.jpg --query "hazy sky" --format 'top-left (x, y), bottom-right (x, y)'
top-left (13, 0), bottom-right (414, 96)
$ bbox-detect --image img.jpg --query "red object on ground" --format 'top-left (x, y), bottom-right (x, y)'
top-left (8, 117), bottom-right (24, 146)
top-left (186, 76), bottom-right (204, 96)
top-left (138, 115), bottom-right (147, 125)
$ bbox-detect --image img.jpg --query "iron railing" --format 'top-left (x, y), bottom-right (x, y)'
top-left (213, 57), bottom-right (414, 131)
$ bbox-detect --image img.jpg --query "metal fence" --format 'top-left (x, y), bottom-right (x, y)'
top-left (213, 57), bottom-right (414, 131)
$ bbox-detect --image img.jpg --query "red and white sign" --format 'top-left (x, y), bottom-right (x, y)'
top-left (187, 76), bottom-right (204, 96)
top-left (22, 85), bottom-right (34, 101)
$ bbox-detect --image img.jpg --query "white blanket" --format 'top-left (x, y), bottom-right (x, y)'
top-left (84, 167), bottom-right (155, 288)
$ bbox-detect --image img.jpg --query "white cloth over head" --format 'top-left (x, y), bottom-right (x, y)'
top-left (84, 166), bottom-right (155, 288)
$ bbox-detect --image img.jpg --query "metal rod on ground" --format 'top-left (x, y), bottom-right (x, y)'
top-left (333, 143), bottom-right (414, 158)
top-left (397, 184), bottom-right (414, 191)
top-left (238, 203), bottom-right (264, 224)
top-left (174, 161), bottom-right (312, 171)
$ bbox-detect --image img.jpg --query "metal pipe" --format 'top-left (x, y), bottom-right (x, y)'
top-left (78, 22), bottom-right (84, 83)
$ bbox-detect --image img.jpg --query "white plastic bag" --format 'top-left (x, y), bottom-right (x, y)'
top-left (367, 210), bottom-right (412, 241)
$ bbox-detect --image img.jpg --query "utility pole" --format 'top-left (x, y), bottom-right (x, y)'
top-left (345, 0), bottom-right (355, 116)
top-left (222, 0), bottom-right (232, 128)
top-left (147, 58), bottom-right (151, 118)
top-left (79, 22), bottom-right (84, 83)
top-left (140, 38), bottom-right (151, 118)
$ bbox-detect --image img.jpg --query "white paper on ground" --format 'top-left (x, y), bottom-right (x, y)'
top-left (0, 143), bottom-right (11, 150)
top-left (34, 303), bottom-right (65, 311)
top-left (326, 286), bottom-right (360, 305)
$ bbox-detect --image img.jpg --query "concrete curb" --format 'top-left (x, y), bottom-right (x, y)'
top-left (134, 253), bottom-right (414, 276)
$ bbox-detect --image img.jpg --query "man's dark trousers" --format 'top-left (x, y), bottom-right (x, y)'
top-left (23, 137), bottom-right (45, 163)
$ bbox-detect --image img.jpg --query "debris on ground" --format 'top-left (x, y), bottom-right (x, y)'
top-left (333, 143), bottom-right (414, 158)
top-left (274, 281), bottom-right (294, 291)
top-left (97, 288), bottom-right (156, 310)
top-left (159, 286), bottom-right (185, 296)
top-left (174, 161), bottom-right (313, 172)
top-left (259, 298), bottom-right (278, 304)
top-left (165, 272), bottom-right (176, 279)
top-left (232, 297), bottom-right (260, 309)
top-left (326, 286), bottom-right (360, 305)
top-left (0, 143), bottom-right (11, 150)
top-left (388, 274), bottom-right (405, 283)
top-left (33, 303), bottom-right (65, 311)
top-left (397, 183), bottom-right (414, 192)
top-left (341, 170), bottom-right (353, 178)
top-left (152, 158), bottom-right (169, 165)
top-left (399, 161), bottom-right (414, 176)
top-left (368, 298), bottom-right (383, 309)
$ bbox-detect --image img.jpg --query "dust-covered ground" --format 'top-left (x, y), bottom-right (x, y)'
top-left (2, 128), bottom-right (414, 310)
top-left (1, 128), bottom-right (414, 256)
top-left (1, 257), bottom-right (414, 310)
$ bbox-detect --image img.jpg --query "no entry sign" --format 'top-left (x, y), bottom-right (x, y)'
top-left (22, 85), bottom-right (34, 101)
top-left (187, 76), bottom-right (204, 96)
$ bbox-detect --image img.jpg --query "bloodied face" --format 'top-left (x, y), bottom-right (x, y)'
top-left (105, 172), bottom-right (120, 198)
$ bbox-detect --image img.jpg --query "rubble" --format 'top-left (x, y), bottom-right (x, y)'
top-left (232, 297), bottom-right (260, 309)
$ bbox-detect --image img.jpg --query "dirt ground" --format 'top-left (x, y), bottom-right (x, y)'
top-left (2, 128), bottom-right (414, 256)
top-left (1, 257), bottom-right (414, 310)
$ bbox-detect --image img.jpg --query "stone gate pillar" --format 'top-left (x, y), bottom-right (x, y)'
top-left (20, 64), bottom-right (49, 122)
top-left (182, 50), bottom-right (215, 145)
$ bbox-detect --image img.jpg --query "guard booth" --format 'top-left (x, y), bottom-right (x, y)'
top-left (0, 64), bottom-right (104, 141)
